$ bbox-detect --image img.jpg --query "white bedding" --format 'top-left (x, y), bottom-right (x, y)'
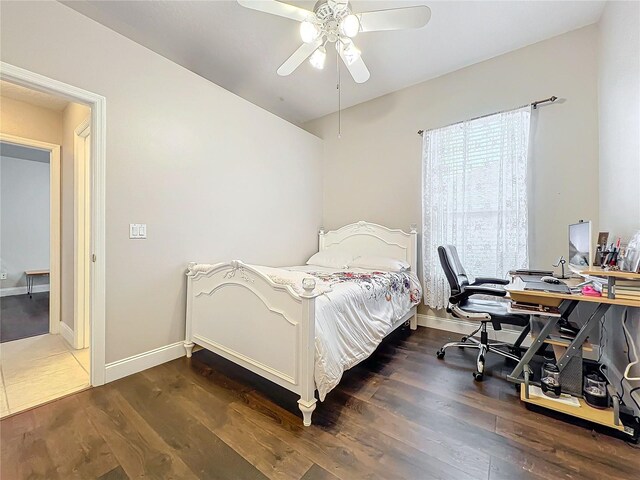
top-left (252, 264), bottom-right (422, 401)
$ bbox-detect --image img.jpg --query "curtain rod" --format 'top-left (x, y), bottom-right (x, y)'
top-left (417, 96), bottom-right (558, 135)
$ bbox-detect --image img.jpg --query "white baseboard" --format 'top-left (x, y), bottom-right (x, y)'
top-left (105, 341), bottom-right (186, 383)
top-left (59, 321), bottom-right (74, 347)
top-left (417, 313), bottom-right (531, 346)
top-left (417, 313), bottom-right (602, 360)
top-left (0, 284), bottom-right (50, 297)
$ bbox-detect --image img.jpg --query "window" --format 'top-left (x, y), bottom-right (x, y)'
top-left (421, 107), bottom-right (531, 308)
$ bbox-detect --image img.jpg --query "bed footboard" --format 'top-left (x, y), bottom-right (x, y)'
top-left (185, 261), bottom-right (320, 426)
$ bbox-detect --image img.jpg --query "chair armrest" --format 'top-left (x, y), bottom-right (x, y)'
top-left (450, 285), bottom-right (507, 304)
top-left (472, 277), bottom-right (510, 286)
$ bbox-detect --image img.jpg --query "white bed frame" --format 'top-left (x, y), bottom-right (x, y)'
top-left (184, 221), bottom-right (418, 426)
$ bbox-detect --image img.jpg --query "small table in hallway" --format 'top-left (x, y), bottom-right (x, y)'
top-left (25, 269), bottom-right (49, 298)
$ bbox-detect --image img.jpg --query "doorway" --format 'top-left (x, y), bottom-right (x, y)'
top-left (0, 139), bottom-right (60, 341)
top-left (0, 113), bottom-right (91, 418)
top-left (0, 62), bottom-right (106, 416)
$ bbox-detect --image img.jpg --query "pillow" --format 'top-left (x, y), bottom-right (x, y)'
top-left (349, 256), bottom-right (410, 272)
top-left (306, 250), bottom-right (355, 269)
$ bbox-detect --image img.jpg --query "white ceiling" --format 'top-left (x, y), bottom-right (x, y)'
top-left (0, 80), bottom-right (69, 112)
top-left (63, 1), bottom-right (605, 125)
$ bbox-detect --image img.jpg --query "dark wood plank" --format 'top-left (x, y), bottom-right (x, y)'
top-left (1, 327), bottom-right (636, 480)
top-left (0, 409), bottom-right (60, 480)
top-left (321, 388), bottom-right (491, 479)
top-left (1, 395), bottom-right (120, 479)
top-left (300, 464), bottom-right (340, 480)
top-left (80, 386), bottom-right (199, 479)
top-left (114, 372), bottom-right (268, 480)
top-left (143, 362), bottom-right (314, 480)
top-left (495, 417), bottom-right (640, 480)
top-left (488, 456), bottom-right (547, 480)
top-left (34, 395), bottom-right (120, 479)
top-left (96, 465), bottom-right (129, 480)
top-left (368, 378), bottom-right (587, 480)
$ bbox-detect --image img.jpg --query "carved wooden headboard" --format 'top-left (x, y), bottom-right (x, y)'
top-left (319, 221), bottom-right (418, 272)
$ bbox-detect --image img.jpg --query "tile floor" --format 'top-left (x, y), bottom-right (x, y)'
top-left (0, 334), bottom-right (89, 418)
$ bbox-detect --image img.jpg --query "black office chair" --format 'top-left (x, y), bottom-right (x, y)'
top-left (435, 245), bottom-right (530, 381)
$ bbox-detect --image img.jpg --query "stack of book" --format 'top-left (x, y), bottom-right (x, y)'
top-left (603, 280), bottom-right (640, 300)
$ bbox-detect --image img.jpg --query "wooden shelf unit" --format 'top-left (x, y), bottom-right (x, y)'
top-left (581, 270), bottom-right (640, 280)
top-left (520, 387), bottom-right (626, 432)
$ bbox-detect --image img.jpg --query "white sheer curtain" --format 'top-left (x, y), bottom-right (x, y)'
top-left (421, 107), bottom-right (531, 309)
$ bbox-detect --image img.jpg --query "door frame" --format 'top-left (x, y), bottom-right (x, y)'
top-left (1, 62), bottom-right (107, 386)
top-left (0, 133), bottom-right (61, 334)
top-left (74, 118), bottom-right (91, 349)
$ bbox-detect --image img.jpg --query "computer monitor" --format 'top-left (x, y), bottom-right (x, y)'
top-left (569, 221), bottom-right (592, 270)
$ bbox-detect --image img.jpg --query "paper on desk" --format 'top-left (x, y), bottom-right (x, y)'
top-left (529, 385), bottom-right (581, 407)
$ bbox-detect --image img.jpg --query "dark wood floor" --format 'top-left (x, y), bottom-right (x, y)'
top-left (2, 327), bottom-right (638, 479)
top-left (0, 292), bottom-right (49, 343)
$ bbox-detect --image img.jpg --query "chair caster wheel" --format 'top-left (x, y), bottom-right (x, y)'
top-left (473, 372), bottom-right (484, 381)
top-left (436, 349), bottom-right (445, 359)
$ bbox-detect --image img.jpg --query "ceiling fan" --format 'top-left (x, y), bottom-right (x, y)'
top-left (237, 0), bottom-right (432, 83)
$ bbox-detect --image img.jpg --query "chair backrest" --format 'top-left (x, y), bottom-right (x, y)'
top-left (437, 245), bottom-right (470, 295)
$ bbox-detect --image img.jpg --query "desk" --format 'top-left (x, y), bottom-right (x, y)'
top-left (505, 276), bottom-right (639, 439)
top-left (25, 269), bottom-right (49, 298)
top-left (506, 277), bottom-right (640, 308)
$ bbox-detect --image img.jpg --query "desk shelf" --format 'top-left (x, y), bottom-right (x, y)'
top-left (581, 270), bottom-right (640, 280)
top-left (520, 387), bottom-right (626, 432)
top-left (506, 285), bottom-right (640, 308)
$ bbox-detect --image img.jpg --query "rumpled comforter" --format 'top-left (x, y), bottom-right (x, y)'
top-left (254, 265), bottom-right (422, 400)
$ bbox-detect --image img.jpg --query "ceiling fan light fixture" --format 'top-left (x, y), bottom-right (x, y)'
top-left (309, 46), bottom-right (327, 70)
top-left (339, 40), bottom-right (361, 65)
top-left (339, 14), bottom-right (360, 38)
top-left (300, 20), bottom-right (320, 43)
top-left (328, 0), bottom-right (349, 14)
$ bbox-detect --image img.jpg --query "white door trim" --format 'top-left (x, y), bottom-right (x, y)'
top-left (73, 118), bottom-right (91, 349)
top-left (1, 61), bottom-right (107, 386)
top-left (0, 133), bottom-right (61, 335)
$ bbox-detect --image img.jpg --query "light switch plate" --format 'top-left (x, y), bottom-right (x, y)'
top-left (130, 224), bottom-right (147, 239)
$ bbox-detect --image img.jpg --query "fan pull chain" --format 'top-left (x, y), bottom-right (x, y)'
top-left (337, 48), bottom-right (341, 139)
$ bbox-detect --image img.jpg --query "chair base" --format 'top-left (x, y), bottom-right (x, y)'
top-left (436, 323), bottom-right (522, 381)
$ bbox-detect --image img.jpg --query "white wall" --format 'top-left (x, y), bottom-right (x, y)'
top-left (0, 1), bottom-right (323, 363)
top-left (597, 0), bottom-right (640, 414)
top-left (598, 1), bottom-right (640, 241)
top-left (0, 155), bottom-right (50, 290)
top-left (304, 26), bottom-right (600, 315)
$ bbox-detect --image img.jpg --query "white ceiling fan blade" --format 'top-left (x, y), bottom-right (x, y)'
top-left (277, 39), bottom-right (323, 76)
top-left (237, 0), bottom-right (314, 22)
top-left (338, 45), bottom-right (370, 84)
top-left (358, 6), bottom-right (431, 32)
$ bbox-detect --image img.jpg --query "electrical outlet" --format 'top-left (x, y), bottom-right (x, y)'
top-left (0, 273), bottom-right (7, 280)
